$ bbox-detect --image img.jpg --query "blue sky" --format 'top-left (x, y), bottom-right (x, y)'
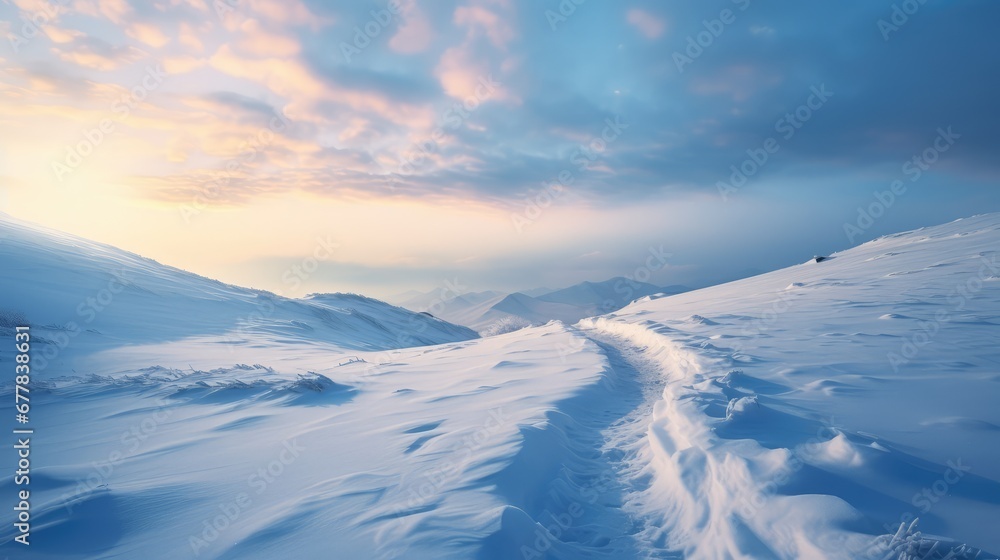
top-left (1, 0), bottom-right (998, 297)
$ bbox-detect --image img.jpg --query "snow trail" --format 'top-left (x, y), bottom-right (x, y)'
top-left (580, 317), bottom-right (875, 558)
top-left (579, 315), bottom-right (997, 560)
top-left (476, 327), bottom-right (654, 559)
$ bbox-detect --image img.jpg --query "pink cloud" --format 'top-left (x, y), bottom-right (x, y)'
top-left (235, 19), bottom-right (301, 57)
top-left (389, 0), bottom-right (434, 54)
top-left (454, 5), bottom-right (514, 49)
top-left (126, 22), bottom-right (171, 48)
top-left (626, 8), bottom-right (667, 40)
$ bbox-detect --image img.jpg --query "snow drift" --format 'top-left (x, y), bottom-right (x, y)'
top-left (1, 213), bottom-right (998, 559)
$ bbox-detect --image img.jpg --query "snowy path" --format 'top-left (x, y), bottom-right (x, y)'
top-left (578, 328), bottom-right (680, 560)
top-left (577, 310), bottom-right (999, 560)
top-left (3, 214), bottom-right (1000, 559)
top-left (478, 327), bottom-right (659, 559)
top-left (579, 318), bottom-right (877, 559)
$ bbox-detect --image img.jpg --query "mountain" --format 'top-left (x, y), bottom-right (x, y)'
top-left (520, 286), bottom-right (556, 297)
top-left (484, 292), bottom-right (587, 324)
top-left (470, 279), bottom-right (690, 334)
top-left (398, 279), bottom-right (690, 334)
top-left (1, 213), bottom-right (998, 559)
top-left (536, 277), bottom-right (685, 311)
top-left (0, 213), bottom-right (478, 374)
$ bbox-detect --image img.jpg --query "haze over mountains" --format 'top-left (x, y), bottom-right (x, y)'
top-left (391, 279), bottom-right (690, 333)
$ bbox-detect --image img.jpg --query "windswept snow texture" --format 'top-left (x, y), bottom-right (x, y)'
top-left (580, 214), bottom-right (1000, 559)
top-left (0, 213), bottom-right (478, 374)
top-left (0, 213), bottom-right (999, 559)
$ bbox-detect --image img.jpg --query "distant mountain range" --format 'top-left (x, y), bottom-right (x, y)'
top-left (392, 278), bottom-right (690, 334)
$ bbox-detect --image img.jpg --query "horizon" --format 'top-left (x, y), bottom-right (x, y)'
top-left (2, 1), bottom-right (999, 299)
top-left (3, 2), bottom-right (1000, 558)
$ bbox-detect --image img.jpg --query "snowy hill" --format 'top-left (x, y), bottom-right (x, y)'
top-left (0, 214), bottom-right (998, 559)
top-left (0, 213), bottom-right (478, 374)
top-left (579, 213), bottom-right (1000, 558)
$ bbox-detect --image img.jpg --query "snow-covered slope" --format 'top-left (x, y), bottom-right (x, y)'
top-left (580, 213), bottom-right (1000, 558)
top-left (1, 213), bottom-right (998, 559)
top-left (0, 213), bottom-right (478, 374)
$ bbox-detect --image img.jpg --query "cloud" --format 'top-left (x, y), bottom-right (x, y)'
top-left (389, 0), bottom-right (434, 54)
top-left (126, 22), bottom-right (170, 48)
top-left (42, 25), bottom-right (84, 43)
top-left (235, 19), bottom-right (301, 57)
top-left (626, 8), bottom-right (666, 39)
top-left (52, 37), bottom-right (146, 71)
top-left (245, 0), bottom-right (327, 28)
top-left (435, 46), bottom-right (487, 100)
top-left (453, 4), bottom-right (515, 49)
top-left (0, 0), bottom-right (998, 215)
top-left (177, 22), bottom-right (205, 52)
top-left (71, 0), bottom-right (132, 25)
top-left (162, 55), bottom-right (206, 74)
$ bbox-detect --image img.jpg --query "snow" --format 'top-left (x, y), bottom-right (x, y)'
top-left (0, 212), bottom-right (478, 376)
top-left (579, 214), bottom-right (1000, 558)
top-left (1, 212), bottom-right (999, 559)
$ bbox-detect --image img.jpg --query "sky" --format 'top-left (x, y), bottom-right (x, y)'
top-left (1, 0), bottom-right (999, 300)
